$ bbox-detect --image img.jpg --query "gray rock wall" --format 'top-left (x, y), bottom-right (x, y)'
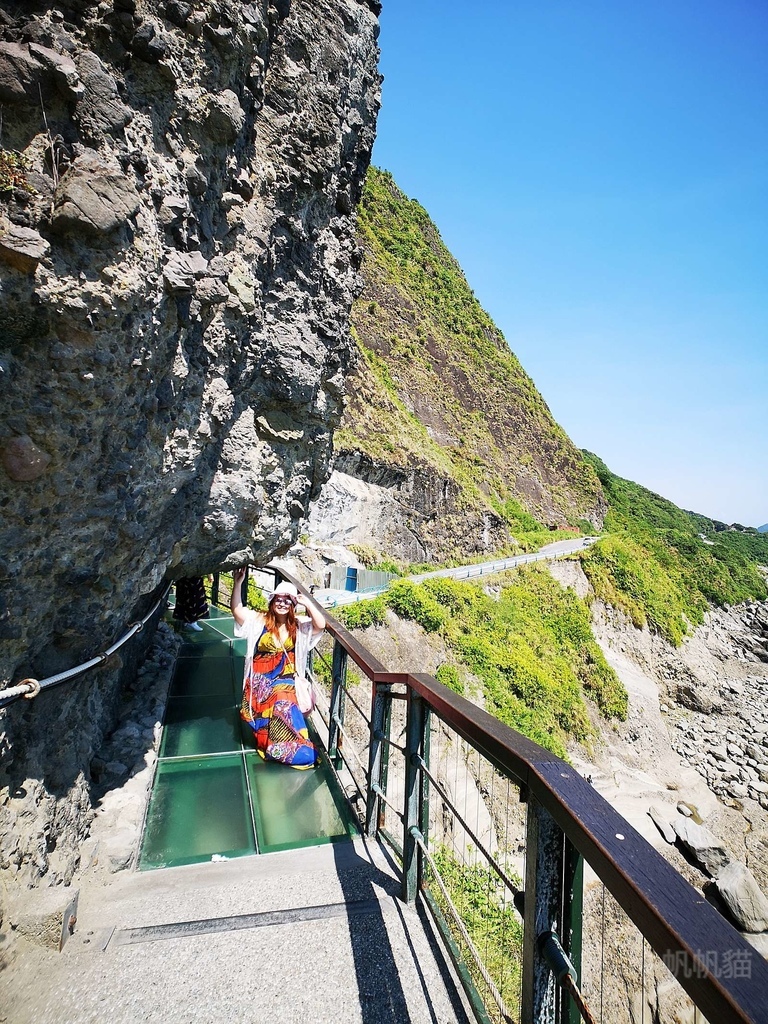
top-left (307, 453), bottom-right (510, 563)
top-left (0, 0), bottom-right (380, 884)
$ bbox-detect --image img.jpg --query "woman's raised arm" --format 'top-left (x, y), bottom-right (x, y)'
top-left (230, 567), bottom-right (248, 627)
top-left (299, 591), bottom-right (326, 634)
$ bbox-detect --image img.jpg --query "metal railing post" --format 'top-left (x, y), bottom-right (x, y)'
top-left (328, 639), bottom-right (347, 769)
top-left (366, 680), bottom-right (391, 838)
top-left (379, 689), bottom-right (393, 835)
top-left (421, 705), bottom-right (431, 844)
top-left (403, 689), bottom-right (427, 903)
top-left (210, 573), bottom-right (219, 607)
top-left (564, 842), bottom-right (584, 1024)
top-left (521, 797), bottom-right (567, 1024)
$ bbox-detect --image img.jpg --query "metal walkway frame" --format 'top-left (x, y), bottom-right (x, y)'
top-left (266, 565), bottom-right (768, 1024)
top-left (4, 563), bottom-right (766, 1023)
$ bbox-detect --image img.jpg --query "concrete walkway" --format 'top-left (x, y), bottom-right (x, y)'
top-left (4, 836), bottom-right (474, 1024)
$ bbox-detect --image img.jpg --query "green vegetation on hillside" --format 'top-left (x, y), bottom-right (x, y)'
top-left (429, 848), bottom-right (523, 1024)
top-left (582, 452), bottom-right (768, 644)
top-left (343, 167), bottom-right (606, 544)
top-left (334, 167), bottom-right (767, 770)
top-left (337, 564), bottom-right (627, 758)
top-left (357, 169), bottom-right (516, 362)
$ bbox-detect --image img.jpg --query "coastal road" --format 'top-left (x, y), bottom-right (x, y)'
top-left (313, 537), bottom-right (599, 608)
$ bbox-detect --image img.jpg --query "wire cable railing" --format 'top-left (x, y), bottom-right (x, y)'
top-left (417, 753), bottom-right (522, 903)
top-left (0, 584), bottom-right (172, 710)
top-left (273, 565), bottom-right (768, 1024)
top-left (415, 829), bottom-right (517, 1024)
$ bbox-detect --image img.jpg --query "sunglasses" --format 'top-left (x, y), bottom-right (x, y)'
top-left (272, 596), bottom-right (295, 605)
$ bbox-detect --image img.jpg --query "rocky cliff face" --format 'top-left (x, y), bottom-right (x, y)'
top-left (0, 0), bottom-right (380, 883)
top-left (306, 450), bottom-right (495, 563)
top-left (311, 169), bottom-right (607, 562)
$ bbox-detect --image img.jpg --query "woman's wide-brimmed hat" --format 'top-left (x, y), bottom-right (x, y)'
top-left (268, 581), bottom-right (298, 606)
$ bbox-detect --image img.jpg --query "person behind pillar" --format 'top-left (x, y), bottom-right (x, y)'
top-left (173, 576), bottom-right (210, 632)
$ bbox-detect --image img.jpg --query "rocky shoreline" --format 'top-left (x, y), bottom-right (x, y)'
top-left (571, 575), bottom-right (768, 945)
top-left (668, 671), bottom-right (768, 809)
top-left (608, 597), bottom-right (766, 777)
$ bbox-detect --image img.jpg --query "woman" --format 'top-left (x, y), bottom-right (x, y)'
top-left (230, 568), bottom-right (326, 768)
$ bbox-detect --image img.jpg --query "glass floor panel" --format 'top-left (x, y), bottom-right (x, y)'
top-left (139, 755), bottom-right (256, 869)
top-left (247, 752), bottom-right (358, 853)
top-left (159, 695), bottom-right (242, 758)
top-left (206, 607), bottom-right (230, 619)
top-left (169, 657), bottom-right (234, 698)
top-left (178, 638), bottom-right (233, 660)
top-left (140, 601), bottom-right (359, 869)
top-left (173, 623), bottom-right (223, 646)
top-left (202, 616), bottom-right (238, 640)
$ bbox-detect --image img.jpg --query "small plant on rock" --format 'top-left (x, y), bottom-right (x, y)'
top-left (0, 149), bottom-right (35, 196)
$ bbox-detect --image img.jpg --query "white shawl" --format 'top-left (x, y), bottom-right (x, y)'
top-left (233, 608), bottom-right (322, 691)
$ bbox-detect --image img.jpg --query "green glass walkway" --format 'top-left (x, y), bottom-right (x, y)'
top-left (139, 607), bottom-right (358, 869)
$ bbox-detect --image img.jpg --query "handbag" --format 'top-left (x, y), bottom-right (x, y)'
top-left (294, 673), bottom-right (315, 715)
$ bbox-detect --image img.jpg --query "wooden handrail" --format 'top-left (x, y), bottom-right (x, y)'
top-left (274, 566), bottom-right (768, 1024)
top-left (404, 668), bottom-right (768, 1024)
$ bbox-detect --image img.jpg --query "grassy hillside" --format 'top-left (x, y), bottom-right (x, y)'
top-left (339, 564), bottom-right (627, 758)
top-left (326, 169), bottom-right (768, 760)
top-left (582, 452), bottom-right (768, 644)
top-left (325, 166), bottom-right (768, 763)
top-left (340, 168), bottom-right (606, 546)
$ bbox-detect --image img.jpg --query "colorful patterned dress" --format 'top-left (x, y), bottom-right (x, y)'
top-left (240, 624), bottom-right (318, 769)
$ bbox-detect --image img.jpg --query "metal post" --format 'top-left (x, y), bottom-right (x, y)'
top-left (403, 689), bottom-right (426, 904)
top-left (521, 797), bottom-right (566, 1024)
top-left (380, 694), bottom-right (392, 831)
top-left (328, 640), bottom-right (347, 769)
top-left (421, 705), bottom-right (431, 843)
top-left (564, 841), bottom-right (584, 1024)
top-left (210, 573), bottom-right (219, 607)
top-left (366, 680), bottom-right (391, 838)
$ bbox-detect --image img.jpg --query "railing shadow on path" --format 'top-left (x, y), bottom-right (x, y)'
top-left (331, 836), bottom-right (472, 1024)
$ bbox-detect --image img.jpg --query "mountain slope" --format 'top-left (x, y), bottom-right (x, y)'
top-left (582, 452), bottom-right (768, 644)
top-left (318, 168), bottom-right (606, 561)
top-left (317, 167), bottom-right (768, 649)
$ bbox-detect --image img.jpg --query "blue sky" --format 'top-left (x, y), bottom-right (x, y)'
top-left (370, 0), bottom-right (768, 527)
